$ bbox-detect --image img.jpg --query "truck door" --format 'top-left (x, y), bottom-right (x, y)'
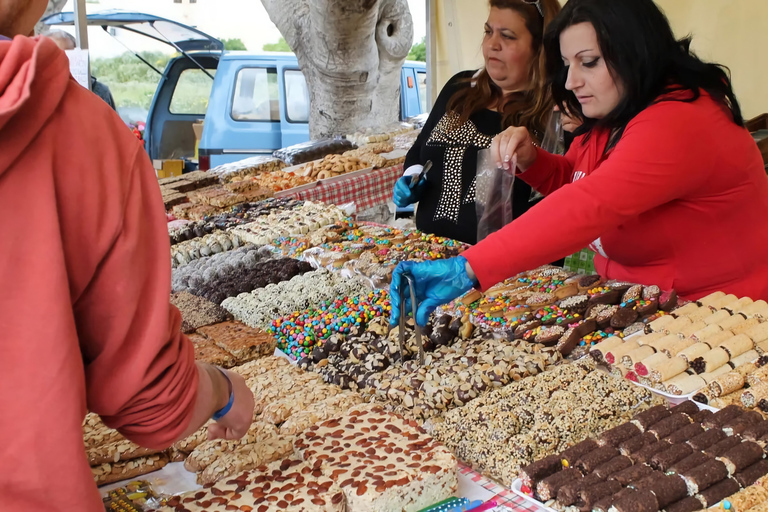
top-left (278, 65), bottom-right (311, 148)
top-left (400, 65), bottom-right (421, 119)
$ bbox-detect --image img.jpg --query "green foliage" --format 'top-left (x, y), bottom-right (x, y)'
top-left (407, 37), bottom-right (426, 62)
top-left (263, 37), bottom-right (292, 52)
top-left (222, 38), bottom-right (248, 51)
top-left (91, 52), bottom-right (172, 110)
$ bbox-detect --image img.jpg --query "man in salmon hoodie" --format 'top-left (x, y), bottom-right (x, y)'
top-left (0, 2), bottom-right (255, 510)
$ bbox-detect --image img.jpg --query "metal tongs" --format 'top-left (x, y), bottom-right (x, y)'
top-left (389, 271), bottom-right (426, 365)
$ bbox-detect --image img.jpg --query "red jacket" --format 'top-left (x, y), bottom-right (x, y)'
top-left (463, 91), bottom-right (768, 301)
top-left (0, 37), bottom-right (198, 510)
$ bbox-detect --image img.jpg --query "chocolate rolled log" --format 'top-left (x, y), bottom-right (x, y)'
top-left (746, 367), bottom-right (768, 388)
top-left (691, 323), bottom-right (725, 342)
top-left (575, 445), bottom-right (620, 474)
top-left (623, 345), bottom-right (658, 370)
top-left (692, 409), bottom-right (714, 423)
top-left (663, 421), bottom-right (704, 445)
top-left (731, 318), bottom-right (763, 336)
top-left (723, 410), bottom-right (764, 437)
top-left (650, 315), bottom-right (677, 333)
top-left (719, 334), bottom-right (755, 359)
top-left (673, 303), bottom-right (702, 317)
top-left (691, 348), bottom-right (730, 374)
top-left (631, 404), bottom-right (672, 432)
top-left (619, 432), bottom-right (659, 457)
top-left (673, 400), bottom-right (701, 418)
top-left (592, 456), bottom-right (633, 480)
top-left (606, 340), bottom-right (641, 365)
top-left (557, 472), bottom-right (604, 507)
top-left (688, 428), bottom-right (728, 452)
top-left (651, 444), bottom-right (694, 472)
top-left (590, 337), bottom-right (627, 363)
top-left (742, 420), bottom-right (768, 442)
top-left (642, 473), bottom-right (688, 508)
top-left (599, 422), bottom-right (642, 448)
top-left (608, 489), bottom-right (659, 512)
top-left (636, 352), bottom-right (672, 377)
top-left (520, 453), bottom-right (563, 488)
top-left (681, 458), bottom-right (729, 494)
top-left (679, 321), bottom-right (709, 338)
top-left (560, 438), bottom-right (599, 469)
top-left (678, 342), bottom-right (714, 364)
top-left (703, 436), bottom-right (743, 457)
top-left (649, 413), bottom-right (693, 440)
top-left (631, 440), bottom-right (673, 465)
top-left (535, 468), bottom-right (582, 502)
top-left (609, 463), bottom-right (655, 486)
top-left (717, 441), bottom-right (765, 475)
top-left (669, 451), bottom-right (713, 475)
top-left (708, 371), bottom-right (746, 398)
top-left (723, 484), bottom-right (768, 512)
top-left (593, 488), bottom-right (637, 512)
top-left (733, 459), bottom-right (768, 488)
top-left (701, 364), bottom-right (735, 384)
top-left (747, 323), bottom-right (768, 344)
top-left (665, 496), bottom-right (707, 512)
top-left (695, 477), bottom-right (740, 507)
top-left (663, 338), bottom-right (697, 358)
top-left (577, 479), bottom-right (623, 510)
top-left (742, 382), bottom-right (768, 408)
top-left (665, 374), bottom-right (707, 396)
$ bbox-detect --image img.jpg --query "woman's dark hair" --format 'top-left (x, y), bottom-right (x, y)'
top-left (447, 0), bottom-right (562, 140)
top-left (544, 0), bottom-right (743, 148)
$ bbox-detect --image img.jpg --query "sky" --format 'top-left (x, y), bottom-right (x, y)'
top-left (58, 0), bottom-right (427, 58)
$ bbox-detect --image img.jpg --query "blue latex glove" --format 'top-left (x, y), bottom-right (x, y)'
top-left (392, 175), bottom-right (426, 207)
top-left (389, 256), bottom-right (476, 327)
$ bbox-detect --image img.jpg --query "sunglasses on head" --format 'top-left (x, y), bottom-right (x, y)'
top-left (522, 0), bottom-right (544, 17)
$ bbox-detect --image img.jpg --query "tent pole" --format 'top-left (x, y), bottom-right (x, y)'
top-left (73, 0), bottom-right (91, 91)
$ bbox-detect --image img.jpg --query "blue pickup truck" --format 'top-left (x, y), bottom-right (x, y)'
top-left (43, 10), bottom-right (428, 171)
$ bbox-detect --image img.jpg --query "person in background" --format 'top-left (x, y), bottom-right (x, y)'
top-left (0, 2), bottom-right (254, 510)
top-left (393, 0), bottom-right (562, 245)
top-left (390, 0), bottom-right (768, 327)
top-left (46, 29), bottom-right (118, 111)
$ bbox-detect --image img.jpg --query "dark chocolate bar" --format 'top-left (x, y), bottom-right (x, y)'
top-left (520, 453), bottom-right (563, 488)
top-left (703, 404), bottom-right (745, 429)
top-left (687, 428), bottom-right (727, 452)
top-left (560, 439), bottom-right (599, 469)
top-left (703, 436), bottom-right (743, 457)
top-left (608, 489), bottom-right (659, 512)
top-left (575, 445), bottom-right (620, 474)
top-left (641, 473), bottom-right (688, 508)
top-left (681, 459), bottom-right (729, 494)
top-left (663, 422), bottom-right (704, 445)
top-left (665, 496), bottom-right (707, 512)
top-left (536, 468), bottom-right (582, 502)
top-left (649, 413), bottom-right (693, 440)
top-left (742, 420), bottom-right (768, 441)
top-left (619, 432), bottom-right (657, 456)
top-left (734, 459), bottom-right (768, 487)
top-left (650, 443), bottom-right (694, 472)
top-left (578, 479), bottom-right (622, 510)
top-left (599, 423), bottom-right (642, 448)
top-left (674, 400), bottom-right (702, 418)
top-left (717, 441), bottom-right (765, 475)
top-left (592, 456), bottom-right (633, 480)
top-left (668, 451), bottom-right (713, 475)
top-left (593, 488), bottom-right (636, 512)
top-left (631, 405), bottom-right (672, 432)
top-left (724, 411), bottom-right (764, 437)
top-left (630, 440), bottom-right (672, 465)
top-left (696, 477), bottom-right (740, 507)
top-left (609, 463), bottom-right (655, 486)
top-left (557, 473), bottom-right (604, 507)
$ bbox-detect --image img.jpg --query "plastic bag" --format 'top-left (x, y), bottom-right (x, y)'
top-left (475, 148), bottom-right (516, 242)
top-left (529, 109), bottom-right (566, 202)
top-left (273, 138), bottom-right (356, 166)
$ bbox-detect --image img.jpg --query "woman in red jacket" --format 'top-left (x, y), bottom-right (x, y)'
top-left (391, 0), bottom-right (768, 326)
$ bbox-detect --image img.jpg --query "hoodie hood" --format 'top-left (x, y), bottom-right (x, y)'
top-left (0, 36), bottom-right (70, 177)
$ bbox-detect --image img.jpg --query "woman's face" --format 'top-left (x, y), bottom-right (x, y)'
top-left (560, 22), bottom-right (623, 119)
top-left (482, 7), bottom-right (535, 94)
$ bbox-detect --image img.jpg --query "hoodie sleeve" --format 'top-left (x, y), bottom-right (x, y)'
top-left (73, 147), bottom-right (198, 450)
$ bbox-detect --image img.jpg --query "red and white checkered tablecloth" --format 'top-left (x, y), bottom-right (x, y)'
top-left (459, 463), bottom-right (538, 511)
top-left (284, 164), bottom-right (403, 211)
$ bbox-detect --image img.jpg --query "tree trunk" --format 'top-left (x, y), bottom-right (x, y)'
top-left (261, 0), bottom-right (414, 139)
top-left (36, 0), bottom-right (69, 35)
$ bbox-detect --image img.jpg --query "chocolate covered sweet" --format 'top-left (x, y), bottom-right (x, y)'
top-left (688, 428), bottom-right (727, 452)
top-left (536, 468), bottom-right (582, 502)
top-left (703, 436), bottom-right (743, 457)
top-left (669, 451), bottom-right (713, 475)
top-left (663, 422), bottom-right (704, 445)
top-left (718, 441), bottom-right (765, 475)
top-left (592, 456), bottom-right (633, 480)
top-left (575, 446), bottom-right (620, 474)
top-left (557, 473), bottom-right (604, 507)
top-left (609, 489), bottom-right (658, 512)
top-left (609, 463), bottom-right (655, 486)
top-left (599, 423), bottom-right (642, 448)
top-left (681, 459), bottom-right (729, 494)
top-left (520, 454), bottom-right (562, 488)
top-left (649, 413), bottom-right (693, 440)
top-left (665, 496), bottom-right (706, 512)
top-left (631, 405), bottom-right (672, 432)
top-left (631, 440), bottom-right (672, 465)
top-left (734, 459), bottom-right (768, 487)
top-left (650, 443), bottom-right (694, 472)
top-left (640, 473), bottom-right (688, 508)
top-left (579, 479), bottom-right (622, 509)
top-left (696, 477), bottom-right (741, 507)
top-left (619, 432), bottom-right (658, 456)
top-left (560, 439), bottom-right (599, 469)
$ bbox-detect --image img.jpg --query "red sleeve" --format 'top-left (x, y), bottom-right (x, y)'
top-left (463, 101), bottom-right (714, 290)
top-left (74, 148), bottom-right (198, 450)
top-left (518, 144), bottom-right (578, 196)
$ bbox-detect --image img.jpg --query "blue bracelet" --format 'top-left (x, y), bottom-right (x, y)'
top-left (212, 368), bottom-right (235, 421)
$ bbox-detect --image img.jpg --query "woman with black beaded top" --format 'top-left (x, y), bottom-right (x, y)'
top-left (394, 0), bottom-right (562, 244)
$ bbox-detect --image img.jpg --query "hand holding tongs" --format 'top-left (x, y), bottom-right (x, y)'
top-left (389, 271), bottom-right (425, 365)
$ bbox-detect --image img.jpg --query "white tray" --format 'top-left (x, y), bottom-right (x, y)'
top-left (510, 479), bottom-right (558, 512)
